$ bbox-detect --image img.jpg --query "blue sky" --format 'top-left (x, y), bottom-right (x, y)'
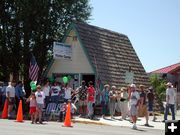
top-left (89, 0), bottom-right (180, 72)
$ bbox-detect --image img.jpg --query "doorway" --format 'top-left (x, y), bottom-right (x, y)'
top-left (82, 74), bottom-right (95, 86)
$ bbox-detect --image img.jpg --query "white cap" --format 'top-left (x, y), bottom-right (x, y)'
top-left (130, 84), bottom-right (136, 88)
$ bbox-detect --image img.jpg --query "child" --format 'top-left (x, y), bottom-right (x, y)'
top-left (27, 92), bottom-right (37, 124)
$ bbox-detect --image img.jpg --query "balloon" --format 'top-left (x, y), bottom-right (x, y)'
top-left (48, 76), bottom-right (55, 82)
top-left (67, 75), bottom-right (71, 81)
top-left (63, 76), bottom-right (68, 84)
top-left (31, 83), bottom-right (36, 90)
top-left (32, 88), bottom-right (36, 92)
top-left (30, 81), bottom-right (35, 87)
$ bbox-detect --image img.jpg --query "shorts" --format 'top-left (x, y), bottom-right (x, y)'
top-left (79, 100), bottom-right (87, 106)
top-left (29, 107), bottom-right (36, 115)
top-left (138, 105), bottom-right (148, 117)
top-left (130, 105), bottom-right (138, 116)
top-left (148, 102), bottom-right (153, 112)
top-left (36, 104), bottom-right (44, 111)
top-left (8, 97), bottom-right (15, 105)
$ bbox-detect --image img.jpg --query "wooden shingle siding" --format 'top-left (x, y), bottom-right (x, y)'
top-left (74, 22), bottom-right (149, 87)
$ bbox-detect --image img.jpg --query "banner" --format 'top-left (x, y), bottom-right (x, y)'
top-left (125, 71), bottom-right (134, 84)
top-left (53, 42), bottom-right (72, 60)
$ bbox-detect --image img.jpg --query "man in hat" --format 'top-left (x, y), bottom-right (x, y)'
top-left (101, 84), bottom-right (110, 118)
top-left (76, 80), bottom-right (88, 117)
top-left (109, 86), bottom-right (117, 119)
top-left (163, 82), bottom-right (176, 122)
top-left (129, 84), bottom-right (140, 129)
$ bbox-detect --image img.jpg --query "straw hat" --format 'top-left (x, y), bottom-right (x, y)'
top-left (166, 82), bottom-right (172, 86)
top-left (121, 87), bottom-right (127, 92)
top-left (104, 84), bottom-right (110, 88)
top-left (139, 85), bottom-right (145, 88)
top-left (111, 86), bottom-right (116, 89)
top-left (130, 84), bottom-right (136, 88)
top-left (37, 85), bottom-right (41, 89)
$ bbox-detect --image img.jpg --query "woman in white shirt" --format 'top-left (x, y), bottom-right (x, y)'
top-left (64, 83), bottom-right (74, 103)
top-left (42, 81), bottom-right (50, 108)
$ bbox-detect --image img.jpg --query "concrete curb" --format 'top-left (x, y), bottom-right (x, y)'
top-left (72, 119), bottom-right (109, 126)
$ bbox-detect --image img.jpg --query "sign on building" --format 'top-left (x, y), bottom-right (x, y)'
top-left (53, 42), bottom-right (72, 60)
top-left (125, 71), bottom-right (134, 84)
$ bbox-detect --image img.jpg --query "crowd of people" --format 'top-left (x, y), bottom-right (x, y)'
top-left (0, 80), bottom-right (177, 129)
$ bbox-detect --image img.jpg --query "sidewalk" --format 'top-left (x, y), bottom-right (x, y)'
top-left (73, 114), bottom-right (180, 130)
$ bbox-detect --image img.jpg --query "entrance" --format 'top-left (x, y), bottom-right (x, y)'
top-left (82, 74), bottom-right (95, 86)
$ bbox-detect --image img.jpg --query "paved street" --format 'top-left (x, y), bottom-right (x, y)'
top-left (0, 119), bottom-right (164, 135)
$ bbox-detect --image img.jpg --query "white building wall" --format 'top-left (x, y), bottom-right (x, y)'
top-left (47, 29), bottom-right (94, 76)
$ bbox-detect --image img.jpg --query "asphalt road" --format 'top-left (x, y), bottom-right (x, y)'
top-left (0, 119), bottom-right (164, 135)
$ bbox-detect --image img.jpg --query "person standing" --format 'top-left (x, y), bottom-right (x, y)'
top-left (87, 81), bottom-right (95, 120)
top-left (6, 81), bottom-right (16, 119)
top-left (120, 87), bottom-right (129, 120)
top-left (50, 82), bottom-right (61, 103)
top-left (27, 92), bottom-right (37, 124)
top-left (42, 81), bottom-right (50, 108)
top-left (76, 80), bottom-right (88, 117)
top-left (163, 82), bottom-right (176, 122)
top-left (109, 86), bottom-right (117, 119)
top-left (1, 82), bottom-right (8, 110)
top-left (138, 85), bottom-right (149, 126)
top-left (101, 84), bottom-right (110, 118)
top-left (129, 84), bottom-right (140, 129)
top-left (64, 83), bottom-right (74, 103)
top-left (15, 81), bottom-right (24, 113)
top-left (147, 87), bottom-right (157, 121)
top-left (35, 85), bottom-right (45, 124)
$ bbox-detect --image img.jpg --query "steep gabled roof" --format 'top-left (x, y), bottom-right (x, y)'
top-left (150, 62), bottom-right (180, 74)
top-left (74, 22), bottom-right (149, 87)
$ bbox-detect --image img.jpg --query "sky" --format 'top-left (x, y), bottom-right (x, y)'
top-left (89, 0), bottom-right (180, 72)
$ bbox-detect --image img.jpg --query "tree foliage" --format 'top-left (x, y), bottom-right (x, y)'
top-left (0, 0), bottom-right (92, 96)
top-left (149, 74), bottom-right (166, 101)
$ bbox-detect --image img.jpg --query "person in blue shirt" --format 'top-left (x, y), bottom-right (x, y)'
top-left (15, 81), bottom-right (24, 113)
top-left (101, 84), bottom-right (110, 118)
top-left (1, 82), bottom-right (8, 110)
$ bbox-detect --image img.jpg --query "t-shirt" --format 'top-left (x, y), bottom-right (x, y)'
top-left (6, 85), bottom-right (15, 98)
top-left (130, 91), bottom-right (140, 105)
top-left (140, 91), bottom-right (146, 105)
top-left (43, 86), bottom-right (50, 96)
top-left (147, 92), bottom-right (154, 103)
top-left (35, 91), bottom-right (45, 104)
top-left (30, 98), bottom-right (37, 107)
top-left (51, 86), bottom-right (61, 96)
top-left (87, 86), bottom-right (95, 102)
top-left (166, 88), bottom-right (176, 104)
top-left (64, 87), bottom-right (73, 100)
top-left (78, 86), bottom-right (87, 101)
top-left (109, 90), bottom-right (116, 103)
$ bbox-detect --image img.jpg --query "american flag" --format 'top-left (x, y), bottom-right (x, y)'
top-left (29, 55), bottom-right (39, 81)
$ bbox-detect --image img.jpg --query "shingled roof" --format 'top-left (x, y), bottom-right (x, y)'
top-left (74, 22), bottom-right (149, 87)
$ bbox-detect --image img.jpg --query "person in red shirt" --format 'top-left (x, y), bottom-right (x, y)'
top-left (87, 81), bottom-right (95, 120)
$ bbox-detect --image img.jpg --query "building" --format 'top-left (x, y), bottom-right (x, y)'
top-left (151, 62), bottom-right (180, 104)
top-left (45, 22), bottom-right (149, 89)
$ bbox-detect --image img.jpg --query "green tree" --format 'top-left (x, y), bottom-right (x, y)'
top-left (149, 74), bottom-right (166, 101)
top-left (0, 0), bottom-right (92, 96)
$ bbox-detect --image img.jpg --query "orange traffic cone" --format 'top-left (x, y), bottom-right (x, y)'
top-left (16, 100), bottom-right (23, 122)
top-left (63, 102), bottom-right (72, 127)
top-left (1, 99), bottom-right (8, 119)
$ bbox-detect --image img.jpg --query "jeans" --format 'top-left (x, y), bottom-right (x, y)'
top-left (164, 104), bottom-right (175, 120)
top-left (87, 102), bottom-right (94, 117)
